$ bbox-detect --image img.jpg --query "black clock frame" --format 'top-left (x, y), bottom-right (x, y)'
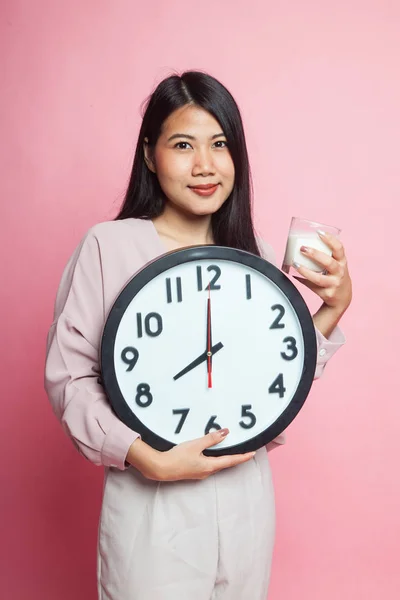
top-left (100, 245), bottom-right (317, 456)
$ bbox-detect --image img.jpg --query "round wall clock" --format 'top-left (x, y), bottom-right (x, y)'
top-left (100, 246), bottom-right (317, 456)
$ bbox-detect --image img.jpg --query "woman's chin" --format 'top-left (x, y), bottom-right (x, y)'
top-left (164, 195), bottom-right (228, 219)
top-left (186, 197), bottom-right (227, 217)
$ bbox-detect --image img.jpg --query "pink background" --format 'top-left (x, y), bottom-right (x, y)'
top-left (1, 1), bottom-right (398, 598)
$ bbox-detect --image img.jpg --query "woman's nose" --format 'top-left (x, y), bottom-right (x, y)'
top-left (192, 148), bottom-right (215, 176)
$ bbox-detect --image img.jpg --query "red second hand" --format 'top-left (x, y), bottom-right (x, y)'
top-left (207, 286), bottom-right (212, 388)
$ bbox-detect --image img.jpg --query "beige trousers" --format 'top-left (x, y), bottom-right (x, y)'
top-left (97, 448), bottom-right (276, 600)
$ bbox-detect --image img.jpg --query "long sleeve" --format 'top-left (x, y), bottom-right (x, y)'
top-left (44, 230), bottom-right (140, 470)
top-left (257, 238), bottom-right (346, 451)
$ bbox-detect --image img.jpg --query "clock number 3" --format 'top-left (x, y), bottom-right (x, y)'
top-left (281, 336), bottom-right (298, 360)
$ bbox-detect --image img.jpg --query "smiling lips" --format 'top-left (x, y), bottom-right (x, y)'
top-left (189, 183), bottom-right (219, 197)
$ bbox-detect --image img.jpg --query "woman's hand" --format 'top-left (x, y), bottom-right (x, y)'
top-left (292, 231), bottom-right (352, 338)
top-left (126, 429), bottom-right (256, 482)
top-left (293, 231), bottom-right (352, 313)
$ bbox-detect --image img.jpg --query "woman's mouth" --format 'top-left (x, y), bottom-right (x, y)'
top-left (189, 184), bottom-right (220, 197)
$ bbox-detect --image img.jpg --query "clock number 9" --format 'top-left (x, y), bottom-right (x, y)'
top-left (205, 415), bottom-right (222, 434)
top-left (121, 347), bottom-right (139, 371)
top-left (239, 405), bottom-right (257, 429)
top-left (281, 336), bottom-right (298, 361)
top-left (135, 383), bottom-right (153, 407)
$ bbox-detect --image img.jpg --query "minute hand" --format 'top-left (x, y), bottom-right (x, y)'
top-left (173, 342), bottom-right (224, 381)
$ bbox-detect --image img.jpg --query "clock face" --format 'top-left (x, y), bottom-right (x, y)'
top-left (101, 246), bottom-right (317, 456)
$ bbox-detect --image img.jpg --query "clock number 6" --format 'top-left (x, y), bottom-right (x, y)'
top-left (135, 383), bottom-right (153, 407)
top-left (205, 415), bottom-right (222, 434)
top-left (239, 405), bottom-right (257, 429)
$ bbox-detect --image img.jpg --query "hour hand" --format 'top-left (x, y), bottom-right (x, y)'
top-left (173, 342), bottom-right (224, 381)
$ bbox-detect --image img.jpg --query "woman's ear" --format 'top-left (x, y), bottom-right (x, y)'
top-left (143, 137), bottom-right (156, 173)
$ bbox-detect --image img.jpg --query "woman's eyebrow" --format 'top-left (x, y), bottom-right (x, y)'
top-left (167, 133), bottom-right (225, 142)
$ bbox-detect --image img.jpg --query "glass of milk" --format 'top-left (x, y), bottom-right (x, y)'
top-left (282, 217), bottom-right (341, 276)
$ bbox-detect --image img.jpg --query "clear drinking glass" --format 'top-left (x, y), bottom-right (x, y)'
top-left (282, 217), bottom-right (341, 276)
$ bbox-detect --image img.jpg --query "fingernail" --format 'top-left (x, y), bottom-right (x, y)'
top-left (317, 229), bottom-right (326, 237)
top-left (300, 246), bottom-right (310, 253)
top-left (293, 261), bottom-right (301, 269)
top-left (220, 428), bottom-right (229, 437)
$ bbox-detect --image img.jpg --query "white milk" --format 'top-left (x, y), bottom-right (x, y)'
top-left (282, 232), bottom-right (331, 272)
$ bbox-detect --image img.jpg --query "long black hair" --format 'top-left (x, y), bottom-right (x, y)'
top-left (116, 71), bottom-right (261, 255)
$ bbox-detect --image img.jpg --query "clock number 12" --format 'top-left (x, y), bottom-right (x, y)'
top-left (197, 265), bottom-right (221, 291)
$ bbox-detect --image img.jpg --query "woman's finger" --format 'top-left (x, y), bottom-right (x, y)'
top-left (192, 428), bottom-right (230, 452)
top-left (299, 245), bottom-right (340, 275)
top-left (292, 276), bottom-right (322, 294)
top-left (292, 262), bottom-right (333, 287)
top-left (207, 452), bottom-right (256, 473)
top-left (317, 231), bottom-right (346, 262)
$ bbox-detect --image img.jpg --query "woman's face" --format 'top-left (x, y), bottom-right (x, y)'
top-left (145, 105), bottom-right (235, 217)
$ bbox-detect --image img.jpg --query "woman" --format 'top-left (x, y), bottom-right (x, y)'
top-left (45, 71), bottom-right (351, 599)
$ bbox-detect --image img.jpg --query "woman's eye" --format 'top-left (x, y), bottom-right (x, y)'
top-left (213, 140), bottom-right (228, 148)
top-left (175, 142), bottom-right (192, 150)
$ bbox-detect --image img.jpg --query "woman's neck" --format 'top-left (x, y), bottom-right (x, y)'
top-left (152, 205), bottom-right (214, 251)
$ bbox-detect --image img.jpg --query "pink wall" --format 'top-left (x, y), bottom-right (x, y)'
top-left (1, 1), bottom-right (399, 598)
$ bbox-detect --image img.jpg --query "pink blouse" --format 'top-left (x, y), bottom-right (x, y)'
top-left (44, 218), bottom-right (345, 469)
